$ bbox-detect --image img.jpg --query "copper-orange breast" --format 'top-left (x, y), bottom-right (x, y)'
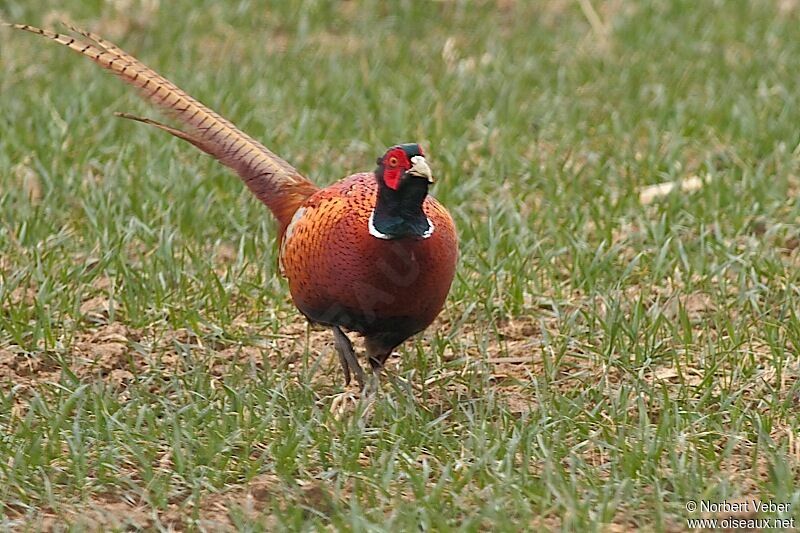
top-left (279, 173), bottom-right (458, 337)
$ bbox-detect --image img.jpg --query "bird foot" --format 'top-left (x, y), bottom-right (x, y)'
top-left (329, 390), bottom-right (361, 418)
top-left (329, 373), bottom-right (381, 419)
top-left (329, 388), bottom-right (378, 420)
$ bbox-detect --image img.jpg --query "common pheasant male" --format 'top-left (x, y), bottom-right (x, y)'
top-left (6, 23), bottom-right (458, 388)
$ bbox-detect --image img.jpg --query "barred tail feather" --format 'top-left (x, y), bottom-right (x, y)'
top-left (3, 22), bottom-right (318, 228)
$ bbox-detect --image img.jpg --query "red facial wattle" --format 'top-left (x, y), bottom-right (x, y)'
top-left (383, 167), bottom-right (402, 190)
top-left (382, 148), bottom-right (411, 190)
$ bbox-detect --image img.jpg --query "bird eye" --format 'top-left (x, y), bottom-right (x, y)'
top-left (388, 156), bottom-right (399, 167)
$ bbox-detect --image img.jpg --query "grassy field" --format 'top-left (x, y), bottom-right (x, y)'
top-left (1, 0), bottom-right (800, 530)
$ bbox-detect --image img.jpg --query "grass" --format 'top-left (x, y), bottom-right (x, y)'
top-left (1, 0), bottom-right (800, 530)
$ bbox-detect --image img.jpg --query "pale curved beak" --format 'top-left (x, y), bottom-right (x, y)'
top-left (408, 155), bottom-right (434, 183)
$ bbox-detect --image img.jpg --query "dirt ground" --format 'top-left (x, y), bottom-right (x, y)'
top-left (2, 289), bottom-right (797, 530)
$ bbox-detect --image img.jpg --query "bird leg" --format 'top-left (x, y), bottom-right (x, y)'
top-left (330, 327), bottom-right (378, 418)
top-left (332, 326), bottom-right (365, 388)
top-left (365, 345), bottom-right (402, 395)
top-left (366, 338), bottom-right (423, 396)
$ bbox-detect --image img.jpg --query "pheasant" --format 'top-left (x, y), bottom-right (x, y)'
top-left (5, 23), bottom-right (459, 389)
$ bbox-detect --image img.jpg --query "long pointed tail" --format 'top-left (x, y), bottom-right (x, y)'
top-left (4, 22), bottom-right (318, 229)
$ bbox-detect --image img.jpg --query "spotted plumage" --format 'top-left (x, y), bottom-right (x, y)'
top-left (7, 22), bottom-right (459, 388)
top-left (281, 173), bottom-right (457, 367)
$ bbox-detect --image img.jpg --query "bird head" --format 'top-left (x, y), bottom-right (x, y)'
top-left (375, 143), bottom-right (433, 191)
top-left (370, 143), bottom-right (435, 239)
